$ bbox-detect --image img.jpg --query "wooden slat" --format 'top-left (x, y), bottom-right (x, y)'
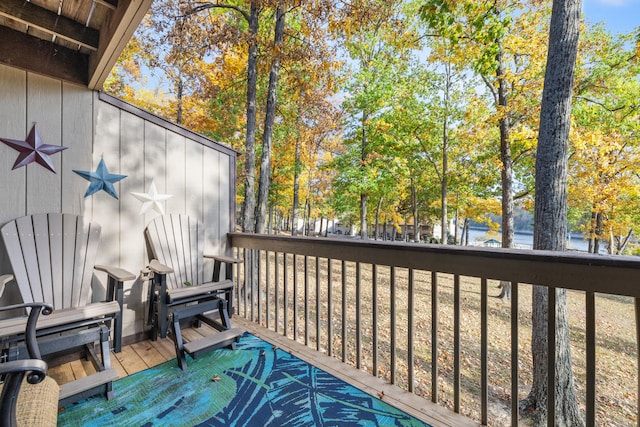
top-left (284, 253), bottom-right (289, 338)
top-left (48, 214), bottom-right (63, 308)
top-left (341, 260), bottom-right (347, 363)
top-left (548, 288), bottom-right (557, 426)
top-left (275, 252), bottom-right (280, 334)
top-left (265, 251), bottom-right (270, 328)
top-left (407, 268), bottom-right (414, 392)
top-left (183, 327), bottom-right (243, 355)
top-left (315, 257), bottom-right (321, 352)
top-left (0, 65), bottom-right (26, 227)
top-left (14, 216), bottom-right (41, 304)
top-left (61, 214), bottom-right (77, 308)
top-left (165, 280), bottom-right (232, 303)
top-left (511, 282), bottom-right (519, 427)
top-left (390, 266), bottom-right (396, 385)
top-left (327, 258), bottom-right (333, 357)
top-left (636, 297), bottom-right (640, 427)
top-left (196, 216), bottom-right (205, 286)
top-left (49, 362), bottom-right (75, 385)
top-left (183, 215), bottom-right (195, 285)
top-left (293, 254), bottom-right (298, 341)
top-left (148, 336), bottom-right (176, 361)
top-left (355, 262), bottom-right (362, 369)
top-left (481, 277), bottom-right (488, 425)
top-left (167, 214), bottom-right (185, 288)
top-left (79, 218), bottom-right (101, 306)
top-left (304, 255), bottom-right (309, 346)
top-left (69, 359), bottom-right (89, 380)
top-left (453, 274), bottom-right (461, 413)
top-left (59, 368), bottom-right (119, 401)
top-left (115, 345), bottom-right (148, 376)
top-left (110, 351), bottom-right (128, 379)
top-left (130, 341), bottom-right (166, 367)
top-left (372, 264), bottom-right (378, 376)
top-left (0, 0), bottom-right (99, 50)
top-left (32, 214), bottom-right (53, 304)
top-left (431, 271), bottom-right (438, 402)
top-left (0, 27), bottom-right (88, 85)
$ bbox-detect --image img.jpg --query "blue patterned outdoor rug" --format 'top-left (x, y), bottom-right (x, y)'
top-left (58, 333), bottom-right (430, 426)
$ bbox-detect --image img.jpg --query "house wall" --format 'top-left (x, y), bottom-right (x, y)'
top-left (0, 64), bottom-right (237, 339)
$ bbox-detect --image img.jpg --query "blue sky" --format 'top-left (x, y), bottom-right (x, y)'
top-left (583, 0), bottom-right (640, 34)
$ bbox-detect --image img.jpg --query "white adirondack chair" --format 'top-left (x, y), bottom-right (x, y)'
top-left (144, 214), bottom-right (243, 369)
top-left (0, 213), bottom-right (135, 405)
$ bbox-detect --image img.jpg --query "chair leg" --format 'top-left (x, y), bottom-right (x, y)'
top-left (171, 312), bottom-right (188, 371)
top-left (100, 326), bottom-right (112, 370)
top-left (218, 299), bottom-right (232, 330)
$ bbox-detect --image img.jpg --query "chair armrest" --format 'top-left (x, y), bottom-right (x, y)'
top-left (0, 274), bottom-right (14, 298)
top-left (148, 259), bottom-right (174, 275)
top-left (204, 254), bottom-right (243, 264)
top-left (0, 359), bottom-right (48, 383)
top-left (94, 265), bottom-right (136, 282)
top-left (0, 303), bottom-right (53, 359)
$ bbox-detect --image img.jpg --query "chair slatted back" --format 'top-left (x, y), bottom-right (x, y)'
top-left (145, 214), bottom-right (204, 290)
top-left (1, 213), bottom-right (101, 310)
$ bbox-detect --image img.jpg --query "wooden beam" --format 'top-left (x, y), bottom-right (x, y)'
top-left (87, 0), bottom-right (153, 90)
top-left (94, 0), bottom-right (118, 11)
top-left (0, 26), bottom-right (87, 85)
top-left (0, 0), bottom-right (99, 51)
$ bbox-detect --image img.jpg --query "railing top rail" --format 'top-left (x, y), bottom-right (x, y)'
top-left (229, 233), bottom-right (640, 298)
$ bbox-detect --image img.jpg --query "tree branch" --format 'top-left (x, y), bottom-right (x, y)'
top-left (574, 95), bottom-right (636, 112)
top-left (185, 2), bottom-right (250, 22)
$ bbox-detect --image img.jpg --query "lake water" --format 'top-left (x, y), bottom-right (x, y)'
top-left (464, 227), bottom-right (595, 252)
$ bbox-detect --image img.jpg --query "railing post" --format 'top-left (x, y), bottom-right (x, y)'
top-left (548, 287), bottom-right (557, 426)
top-left (511, 282), bottom-right (519, 427)
top-left (390, 266), bottom-right (397, 385)
top-left (431, 271), bottom-right (438, 402)
top-left (408, 268), bottom-right (414, 393)
top-left (372, 264), bottom-right (379, 377)
top-left (481, 277), bottom-right (488, 425)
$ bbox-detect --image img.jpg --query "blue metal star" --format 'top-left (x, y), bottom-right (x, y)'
top-left (73, 158), bottom-right (127, 199)
top-left (0, 124), bottom-right (67, 173)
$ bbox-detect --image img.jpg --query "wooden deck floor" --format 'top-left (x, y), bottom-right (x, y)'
top-left (50, 318), bottom-right (478, 427)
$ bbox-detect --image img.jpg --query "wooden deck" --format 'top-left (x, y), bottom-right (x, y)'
top-left (50, 317), bottom-right (478, 427)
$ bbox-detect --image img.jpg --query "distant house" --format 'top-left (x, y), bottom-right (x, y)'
top-left (0, 2), bottom-right (237, 340)
top-left (484, 238), bottom-right (501, 247)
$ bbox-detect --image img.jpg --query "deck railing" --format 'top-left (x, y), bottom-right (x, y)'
top-left (228, 232), bottom-right (640, 426)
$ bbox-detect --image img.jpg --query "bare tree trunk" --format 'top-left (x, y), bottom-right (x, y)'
top-left (465, 218), bottom-right (470, 246)
top-left (292, 138), bottom-right (301, 236)
top-left (256, 6), bottom-right (285, 234)
top-left (242, 1), bottom-right (259, 233)
top-left (411, 179), bottom-right (420, 242)
top-left (454, 207), bottom-right (459, 244)
top-left (176, 77), bottom-right (183, 125)
top-left (588, 210), bottom-right (596, 252)
top-left (360, 108), bottom-right (369, 240)
top-left (374, 196), bottom-right (383, 240)
top-left (497, 45), bottom-right (514, 299)
top-left (523, 1), bottom-right (584, 425)
top-left (441, 62), bottom-right (451, 245)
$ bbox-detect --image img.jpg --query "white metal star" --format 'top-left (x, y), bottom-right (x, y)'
top-left (130, 180), bottom-right (172, 216)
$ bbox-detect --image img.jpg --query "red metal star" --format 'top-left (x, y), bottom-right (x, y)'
top-left (0, 124), bottom-right (67, 173)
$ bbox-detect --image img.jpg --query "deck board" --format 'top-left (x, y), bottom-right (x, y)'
top-left (49, 362), bottom-right (75, 385)
top-left (130, 341), bottom-right (167, 367)
top-left (113, 344), bottom-right (148, 376)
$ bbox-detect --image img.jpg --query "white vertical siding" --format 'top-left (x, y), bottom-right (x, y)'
top-left (0, 64), bottom-right (237, 339)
